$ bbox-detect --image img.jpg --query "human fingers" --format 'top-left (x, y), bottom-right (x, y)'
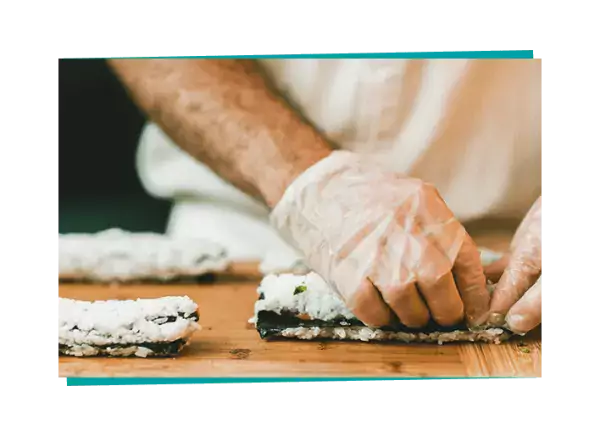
top-left (367, 227), bottom-right (431, 329)
top-left (417, 249), bottom-right (464, 326)
top-left (506, 276), bottom-right (542, 334)
top-left (489, 240), bottom-right (541, 325)
top-left (452, 234), bottom-right (491, 327)
top-left (379, 281), bottom-right (430, 328)
top-left (346, 278), bottom-right (397, 328)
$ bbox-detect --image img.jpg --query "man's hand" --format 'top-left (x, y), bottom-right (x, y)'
top-left (271, 151), bottom-right (491, 328)
top-left (488, 197), bottom-right (541, 334)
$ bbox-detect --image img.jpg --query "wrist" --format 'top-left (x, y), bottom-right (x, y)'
top-left (257, 150), bottom-right (331, 208)
top-left (249, 133), bottom-right (333, 208)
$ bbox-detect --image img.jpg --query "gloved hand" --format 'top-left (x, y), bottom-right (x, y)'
top-left (270, 150), bottom-right (490, 329)
top-left (488, 197), bottom-right (541, 334)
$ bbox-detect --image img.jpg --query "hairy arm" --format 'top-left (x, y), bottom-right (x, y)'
top-left (108, 59), bottom-right (332, 207)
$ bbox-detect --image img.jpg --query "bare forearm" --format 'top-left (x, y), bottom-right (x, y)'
top-left (108, 59), bottom-right (332, 206)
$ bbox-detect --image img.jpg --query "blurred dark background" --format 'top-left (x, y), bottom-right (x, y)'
top-left (59, 59), bottom-right (171, 233)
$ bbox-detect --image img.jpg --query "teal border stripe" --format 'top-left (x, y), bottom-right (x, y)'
top-left (67, 376), bottom-right (523, 386)
top-left (76, 50), bottom-right (533, 60)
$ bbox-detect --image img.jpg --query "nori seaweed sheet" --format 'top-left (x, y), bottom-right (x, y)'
top-left (256, 310), bottom-right (510, 340)
top-left (59, 311), bottom-right (199, 357)
top-left (256, 310), bottom-right (470, 339)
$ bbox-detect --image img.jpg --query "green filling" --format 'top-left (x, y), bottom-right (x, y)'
top-left (293, 284), bottom-right (307, 295)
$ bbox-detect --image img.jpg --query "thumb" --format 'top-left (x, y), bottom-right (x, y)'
top-left (506, 276), bottom-right (542, 334)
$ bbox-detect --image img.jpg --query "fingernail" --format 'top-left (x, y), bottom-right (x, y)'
top-left (506, 314), bottom-right (528, 334)
top-left (488, 312), bottom-right (505, 326)
top-left (468, 312), bottom-right (490, 329)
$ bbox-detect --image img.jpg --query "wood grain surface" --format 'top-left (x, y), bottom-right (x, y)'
top-left (58, 225), bottom-right (541, 378)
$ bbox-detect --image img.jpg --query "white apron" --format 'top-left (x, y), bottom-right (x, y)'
top-left (135, 59), bottom-right (541, 264)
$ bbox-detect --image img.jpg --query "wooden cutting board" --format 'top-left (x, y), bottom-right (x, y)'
top-left (58, 226), bottom-right (541, 378)
top-left (59, 279), bottom-right (540, 377)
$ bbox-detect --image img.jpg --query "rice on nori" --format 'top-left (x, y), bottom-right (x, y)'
top-left (59, 228), bottom-right (229, 283)
top-left (59, 296), bottom-right (200, 357)
top-left (250, 273), bottom-right (512, 345)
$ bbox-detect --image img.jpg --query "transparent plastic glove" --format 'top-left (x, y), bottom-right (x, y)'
top-left (489, 197), bottom-right (541, 334)
top-left (270, 151), bottom-right (490, 329)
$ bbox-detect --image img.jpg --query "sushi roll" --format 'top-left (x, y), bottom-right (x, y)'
top-left (250, 273), bottom-right (512, 345)
top-left (59, 228), bottom-right (230, 283)
top-left (59, 296), bottom-right (200, 357)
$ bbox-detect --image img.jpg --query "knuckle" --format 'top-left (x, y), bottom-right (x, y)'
top-left (407, 179), bottom-right (435, 200)
top-left (513, 254), bottom-right (541, 276)
top-left (418, 268), bottom-right (451, 287)
top-left (417, 181), bottom-right (442, 201)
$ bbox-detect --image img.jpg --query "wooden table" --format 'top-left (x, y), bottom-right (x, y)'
top-left (59, 225), bottom-right (541, 378)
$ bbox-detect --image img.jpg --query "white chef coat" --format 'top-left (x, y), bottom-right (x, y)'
top-left (135, 59), bottom-right (541, 263)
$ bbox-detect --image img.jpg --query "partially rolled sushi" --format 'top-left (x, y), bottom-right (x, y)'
top-left (251, 273), bottom-right (512, 345)
top-left (59, 296), bottom-right (200, 357)
top-left (59, 228), bottom-right (230, 283)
